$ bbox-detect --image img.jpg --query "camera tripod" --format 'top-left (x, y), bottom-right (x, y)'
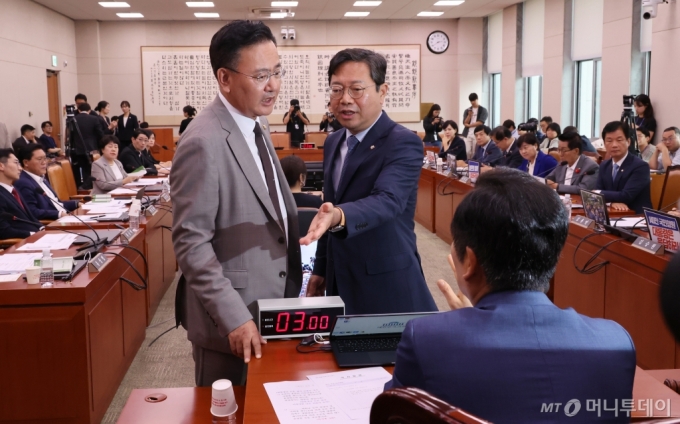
top-left (64, 114), bottom-right (93, 188)
top-left (621, 98), bottom-right (640, 158)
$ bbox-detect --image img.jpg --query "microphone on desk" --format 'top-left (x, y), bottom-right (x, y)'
top-left (535, 161), bottom-right (568, 178)
top-left (0, 212), bottom-right (44, 230)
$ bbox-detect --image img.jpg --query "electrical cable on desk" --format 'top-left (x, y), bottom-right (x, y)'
top-left (296, 333), bottom-right (332, 353)
top-left (101, 251), bottom-right (147, 290)
top-left (572, 232), bottom-right (627, 274)
top-left (436, 175), bottom-right (457, 196)
top-left (108, 243), bottom-right (149, 284)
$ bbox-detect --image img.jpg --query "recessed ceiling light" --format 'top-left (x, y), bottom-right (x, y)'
top-left (353, 1), bottom-right (382, 6)
top-left (271, 1), bottom-right (298, 6)
top-left (417, 11), bottom-right (444, 16)
top-left (271, 12), bottom-right (295, 18)
top-left (186, 2), bottom-right (215, 7)
top-left (99, 2), bottom-right (130, 7)
top-left (117, 12), bottom-right (144, 17)
top-left (434, 1), bottom-right (464, 5)
top-left (345, 11), bottom-right (370, 17)
top-left (195, 12), bottom-right (219, 18)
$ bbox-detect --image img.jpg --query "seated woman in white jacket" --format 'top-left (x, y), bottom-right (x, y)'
top-left (91, 135), bottom-right (141, 194)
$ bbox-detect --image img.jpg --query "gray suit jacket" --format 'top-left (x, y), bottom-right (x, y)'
top-left (171, 96), bottom-right (302, 354)
top-left (545, 155), bottom-right (599, 195)
top-left (91, 156), bottom-right (128, 194)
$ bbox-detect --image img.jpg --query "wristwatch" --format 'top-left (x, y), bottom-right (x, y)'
top-left (328, 207), bottom-right (346, 233)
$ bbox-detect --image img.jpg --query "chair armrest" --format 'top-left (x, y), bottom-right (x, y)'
top-left (0, 238), bottom-right (23, 248)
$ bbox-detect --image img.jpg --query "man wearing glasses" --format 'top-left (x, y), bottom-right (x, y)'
top-left (649, 126), bottom-right (680, 171)
top-left (14, 144), bottom-right (79, 220)
top-left (300, 48), bottom-right (437, 315)
top-left (545, 132), bottom-right (599, 194)
top-left (0, 149), bottom-right (42, 238)
top-left (171, 21), bottom-right (301, 386)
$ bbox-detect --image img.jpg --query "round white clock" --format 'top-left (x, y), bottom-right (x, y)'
top-left (427, 30), bottom-right (449, 54)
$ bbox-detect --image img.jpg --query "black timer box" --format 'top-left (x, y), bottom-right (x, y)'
top-left (256, 296), bottom-right (345, 339)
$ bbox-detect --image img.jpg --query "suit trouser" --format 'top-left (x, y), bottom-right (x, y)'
top-left (192, 343), bottom-right (247, 387)
top-left (71, 153), bottom-right (92, 189)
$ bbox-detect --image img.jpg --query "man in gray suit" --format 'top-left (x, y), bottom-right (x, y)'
top-left (171, 20), bottom-right (301, 386)
top-left (546, 132), bottom-right (599, 195)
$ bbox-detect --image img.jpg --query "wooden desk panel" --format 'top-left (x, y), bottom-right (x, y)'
top-left (150, 128), bottom-right (175, 162)
top-left (415, 170), bottom-right (435, 232)
top-left (275, 148), bottom-right (324, 162)
top-left (554, 245), bottom-right (607, 318)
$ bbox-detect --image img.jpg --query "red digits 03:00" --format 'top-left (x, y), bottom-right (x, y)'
top-left (274, 312), bottom-right (330, 333)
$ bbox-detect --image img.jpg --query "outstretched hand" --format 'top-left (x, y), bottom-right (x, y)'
top-left (300, 202), bottom-right (338, 245)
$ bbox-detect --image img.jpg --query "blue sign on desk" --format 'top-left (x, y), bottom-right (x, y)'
top-left (644, 208), bottom-right (680, 253)
top-left (468, 161), bottom-right (479, 183)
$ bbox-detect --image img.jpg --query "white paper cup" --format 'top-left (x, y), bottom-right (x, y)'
top-left (211, 379), bottom-right (238, 417)
top-left (26, 266), bottom-right (41, 285)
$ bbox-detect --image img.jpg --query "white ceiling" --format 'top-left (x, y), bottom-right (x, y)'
top-left (32, 0), bottom-right (523, 21)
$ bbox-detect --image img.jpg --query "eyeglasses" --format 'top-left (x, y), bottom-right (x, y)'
top-left (662, 136), bottom-right (678, 143)
top-left (329, 84), bottom-right (377, 99)
top-left (557, 148), bottom-right (575, 154)
top-left (34, 157), bottom-right (48, 163)
top-left (226, 67), bottom-right (286, 85)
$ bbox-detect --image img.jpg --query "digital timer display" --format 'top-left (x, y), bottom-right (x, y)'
top-left (259, 307), bottom-right (345, 337)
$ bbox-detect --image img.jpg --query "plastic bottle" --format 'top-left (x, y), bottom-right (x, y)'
top-left (562, 194), bottom-right (572, 221)
top-left (129, 200), bottom-right (141, 231)
top-left (40, 249), bottom-right (54, 288)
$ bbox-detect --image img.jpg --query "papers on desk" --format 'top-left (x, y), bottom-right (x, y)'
top-left (16, 233), bottom-right (78, 251)
top-left (81, 203), bottom-right (128, 214)
top-left (82, 199), bottom-right (131, 208)
top-left (57, 213), bottom-right (124, 223)
top-left (108, 187), bottom-right (139, 195)
top-left (264, 367), bottom-right (392, 424)
top-left (126, 177), bottom-right (168, 186)
top-left (0, 273), bottom-right (21, 283)
top-left (127, 167), bottom-right (147, 178)
top-left (0, 253), bottom-right (42, 274)
top-left (611, 217), bottom-right (647, 228)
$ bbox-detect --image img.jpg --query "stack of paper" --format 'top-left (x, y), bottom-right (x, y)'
top-left (16, 233), bottom-right (78, 251)
top-left (264, 367), bottom-right (392, 424)
top-left (0, 253), bottom-right (42, 273)
top-left (108, 187), bottom-right (139, 195)
top-left (126, 177), bottom-right (168, 186)
top-left (611, 217), bottom-right (647, 228)
top-left (57, 213), bottom-right (123, 223)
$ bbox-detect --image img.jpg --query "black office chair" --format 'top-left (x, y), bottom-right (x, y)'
top-left (297, 207), bottom-right (318, 235)
top-left (304, 161), bottom-right (324, 191)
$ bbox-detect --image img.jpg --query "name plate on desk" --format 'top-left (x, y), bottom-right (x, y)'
top-left (87, 253), bottom-right (109, 273)
top-left (572, 215), bottom-right (595, 229)
top-left (161, 193), bottom-right (171, 202)
top-left (459, 176), bottom-right (470, 184)
top-left (632, 237), bottom-right (665, 255)
top-left (120, 228), bottom-right (137, 245)
top-left (144, 205), bottom-right (158, 216)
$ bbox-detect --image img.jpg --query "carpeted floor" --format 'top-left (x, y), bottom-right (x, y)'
top-left (102, 222), bottom-right (457, 422)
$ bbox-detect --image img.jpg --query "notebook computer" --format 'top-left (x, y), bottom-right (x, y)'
top-left (580, 189), bottom-right (610, 227)
top-left (329, 312), bottom-right (437, 368)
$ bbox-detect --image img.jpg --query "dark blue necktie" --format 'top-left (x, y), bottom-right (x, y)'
top-left (612, 163), bottom-right (620, 181)
top-left (339, 135), bottom-right (359, 187)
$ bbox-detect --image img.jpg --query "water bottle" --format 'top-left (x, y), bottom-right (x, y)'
top-left (40, 249), bottom-right (54, 288)
top-left (129, 200), bottom-right (141, 231)
top-left (562, 194), bottom-right (572, 221)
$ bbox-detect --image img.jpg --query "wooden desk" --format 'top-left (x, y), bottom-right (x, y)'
top-left (275, 148), bottom-right (324, 162)
top-left (0, 230), bottom-right (147, 424)
top-left (47, 203), bottom-right (176, 325)
top-left (117, 387), bottom-right (245, 424)
top-left (633, 368), bottom-right (680, 419)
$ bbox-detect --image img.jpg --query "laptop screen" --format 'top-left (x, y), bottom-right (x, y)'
top-left (331, 312), bottom-right (437, 337)
top-left (580, 190), bottom-right (610, 227)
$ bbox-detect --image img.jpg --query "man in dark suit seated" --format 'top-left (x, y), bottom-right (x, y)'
top-left (596, 121), bottom-right (652, 213)
top-left (119, 129), bottom-right (158, 176)
top-left (482, 126), bottom-right (521, 172)
top-left (14, 144), bottom-right (79, 220)
top-left (12, 124), bottom-right (38, 153)
top-left (71, 102), bottom-right (104, 189)
top-left (0, 149), bottom-right (42, 238)
top-left (459, 125), bottom-right (502, 167)
top-left (546, 132), bottom-right (599, 194)
top-left (385, 168), bottom-right (636, 423)
top-left (280, 155), bottom-right (323, 208)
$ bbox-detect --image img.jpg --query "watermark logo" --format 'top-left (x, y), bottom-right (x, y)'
top-left (564, 399), bottom-right (581, 417)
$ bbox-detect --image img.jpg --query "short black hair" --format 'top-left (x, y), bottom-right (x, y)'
top-left (502, 119), bottom-right (516, 130)
top-left (663, 126), bottom-right (680, 138)
top-left (120, 100), bottom-right (131, 108)
top-left (140, 122), bottom-right (149, 129)
top-left (111, 116), bottom-right (119, 122)
top-left (546, 122), bottom-right (561, 137)
top-left (20, 124), bottom-right (35, 134)
top-left (98, 135), bottom-right (120, 151)
top-left (540, 116), bottom-right (553, 124)
top-left (75, 93), bottom-right (87, 102)
top-left (209, 20), bottom-right (277, 78)
top-left (41, 121), bottom-right (52, 129)
top-left (95, 101), bottom-right (109, 112)
top-left (18, 143), bottom-right (46, 165)
top-left (468, 93), bottom-right (478, 102)
top-left (132, 128), bottom-right (150, 140)
top-left (77, 102), bottom-right (91, 112)
top-left (601, 121), bottom-right (630, 140)
top-left (328, 48), bottom-right (386, 90)
top-left (0, 149), bottom-right (15, 163)
top-left (426, 104), bottom-right (441, 118)
top-left (451, 168), bottom-right (568, 292)
top-left (492, 126), bottom-right (512, 141)
top-left (442, 120), bottom-right (458, 133)
top-left (280, 155), bottom-right (307, 188)
top-left (527, 118), bottom-right (539, 125)
top-left (474, 125), bottom-right (491, 135)
top-left (636, 127), bottom-right (650, 138)
top-left (183, 105), bottom-right (197, 117)
top-left (557, 132), bottom-right (583, 154)
top-left (290, 99), bottom-right (300, 106)
top-left (517, 133), bottom-right (539, 148)
top-left (562, 125), bottom-right (578, 135)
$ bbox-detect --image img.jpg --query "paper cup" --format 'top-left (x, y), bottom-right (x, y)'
top-left (26, 266), bottom-right (41, 285)
top-left (211, 379), bottom-right (238, 417)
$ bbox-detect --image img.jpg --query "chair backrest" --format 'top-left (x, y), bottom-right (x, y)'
top-left (370, 387), bottom-right (490, 424)
top-left (58, 159), bottom-right (78, 197)
top-left (417, 131), bottom-right (426, 140)
top-left (297, 207), bottom-right (318, 235)
top-left (46, 164), bottom-right (70, 202)
top-left (271, 132), bottom-right (291, 149)
top-left (305, 132), bottom-right (328, 147)
top-left (659, 165), bottom-right (680, 210)
top-left (549, 151), bottom-right (561, 162)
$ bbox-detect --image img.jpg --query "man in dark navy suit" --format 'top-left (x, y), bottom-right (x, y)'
top-left (385, 168), bottom-right (636, 423)
top-left (461, 125), bottom-right (502, 167)
top-left (14, 144), bottom-right (79, 220)
top-left (300, 48), bottom-right (436, 314)
top-left (0, 149), bottom-right (42, 238)
top-left (596, 121), bottom-right (652, 214)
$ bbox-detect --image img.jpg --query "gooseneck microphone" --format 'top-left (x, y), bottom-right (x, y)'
top-left (536, 161), bottom-right (568, 178)
top-left (0, 212), bottom-right (98, 249)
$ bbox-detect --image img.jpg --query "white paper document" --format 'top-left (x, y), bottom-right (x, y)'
top-left (611, 217), bottom-right (646, 228)
top-left (0, 253), bottom-right (42, 273)
top-left (127, 169), bottom-right (147, 178)
top-left (0, 274), bottom-right (21, 282)
top-left (82, 200), bottom-right (130, 210)
top-left (264, 380), bottom-right (354, 424)
top-left (16, 233), bottom-right (78, 251)
top-left (109, 187), bottom-right (139, 195)
top-left (126, 178), bottom-right (168, 186)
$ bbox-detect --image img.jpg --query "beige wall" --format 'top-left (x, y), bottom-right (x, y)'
top-left (0, 0), bottom-right (77, 141)
top-left (650, 0), bottom-right (680, 134)
top-left (542, 0), bottom-right (569, 124)
top-left (455, 18), bottom-right (485, 123)
top-left (75, 19), bottom-right (471, 133)
top-left (501, 5), bottom-right (521, 123)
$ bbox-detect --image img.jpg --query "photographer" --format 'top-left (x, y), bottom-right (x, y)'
top-left (71, 102), bottom-right (104, 189)
top-left (320, 102), bottom-right (342, 133)
top-left (283, 99), bottom-right (310, 147)
top-left (423, 104), bottom-right (444, 149)
top-left (633, 94), bottom-right (657, 143)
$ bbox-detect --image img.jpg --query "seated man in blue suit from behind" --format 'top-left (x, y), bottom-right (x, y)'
top-left (385, 168), bottom-right (636, 423)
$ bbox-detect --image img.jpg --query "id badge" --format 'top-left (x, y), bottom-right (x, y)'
top-left (295, 124), bottom-right (299, 130)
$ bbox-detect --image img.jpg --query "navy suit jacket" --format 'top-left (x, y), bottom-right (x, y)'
top-left (14, 172), bottom-right (78, 220)
top-left (385, 291), bottom-right (636, 423)
top-left (496, 140), bottom-right (523, 168)
top-left (313, 112), bottom-right (437, 314)
top-left (596, 154), bottom-right (652, 214)
top-left (0, 185), bottom-right (41, 238)
top-left (519, 150), bottom-right (559, 177)
top-left (470, 140), bottom-right (502, 166)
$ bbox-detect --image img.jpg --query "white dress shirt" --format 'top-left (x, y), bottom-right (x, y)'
top-left (333, 112), bottom-right (382, 191)
top-left (564, 160), bottom-right (578, 186)
top-left (25, 171), bottom-right (66, 214)
top-left (109, 162), bottom-right (124, 180)
top-left (219, 92), bottom-right (288, 239)
top-left (0, 182), bottom-right (13, 194)
top-left (528, 159), bottom-right (536, 175)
